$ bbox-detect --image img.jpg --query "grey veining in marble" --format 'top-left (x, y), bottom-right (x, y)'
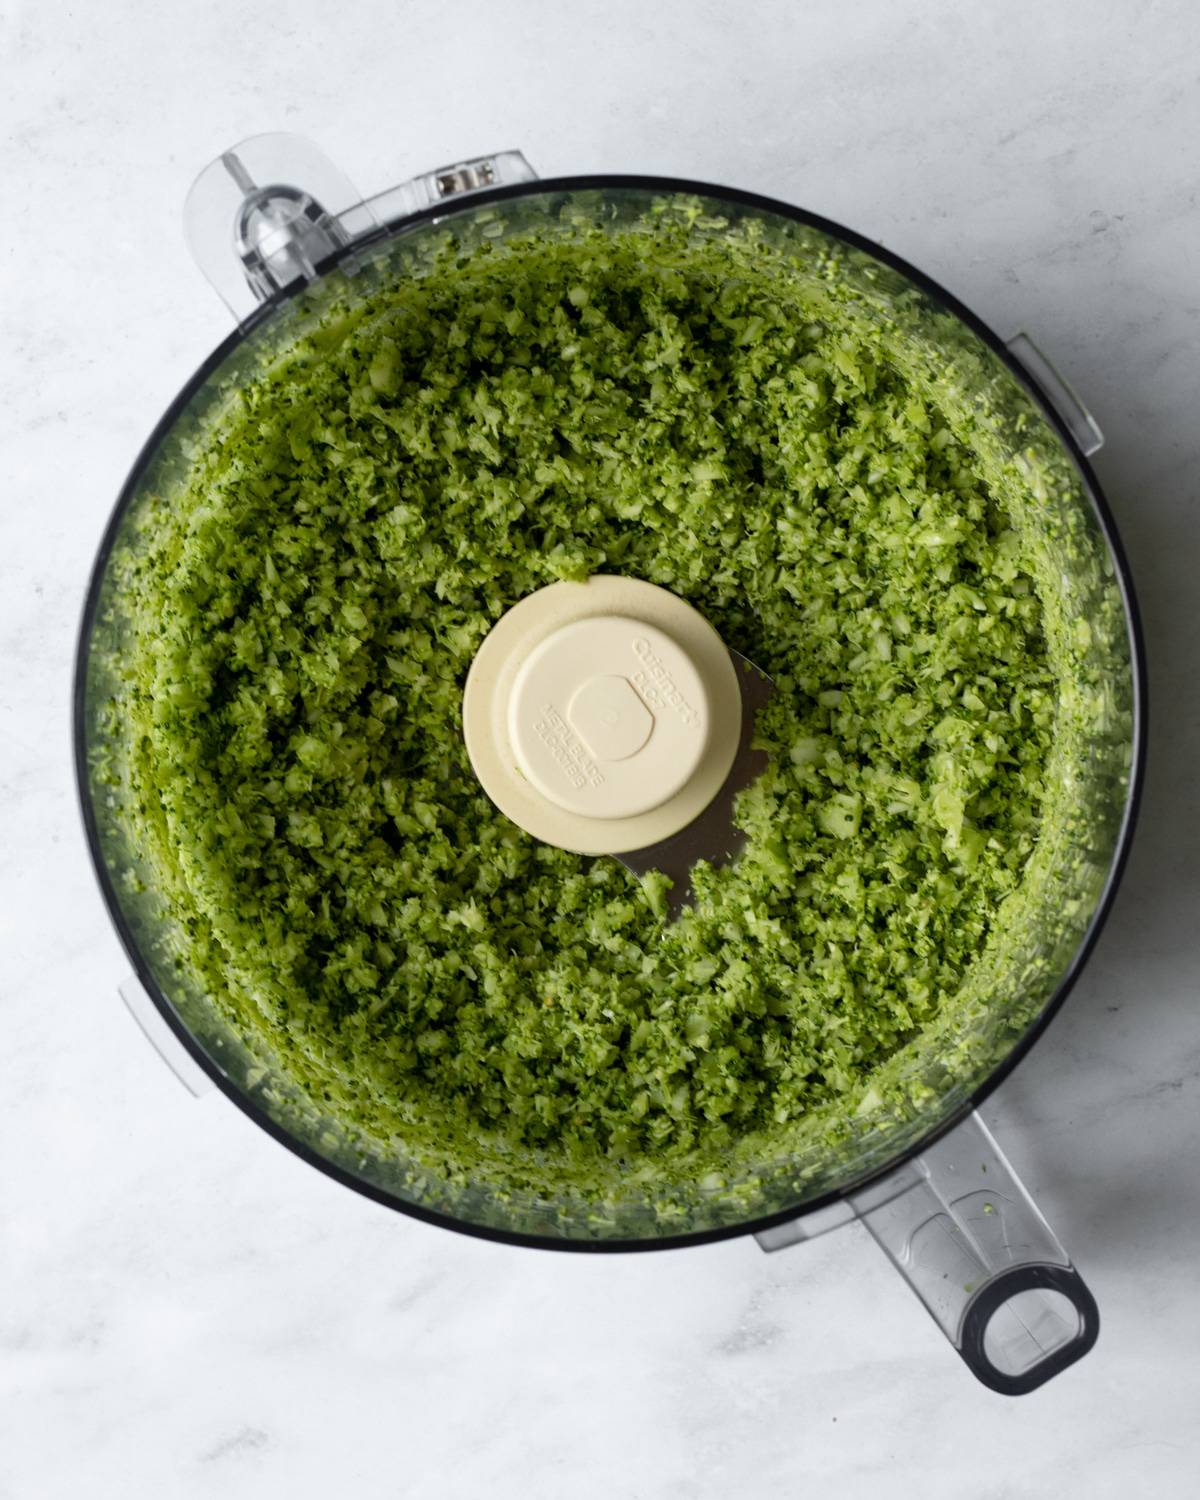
top-left (3, 0), bottom-right (1199, 1495)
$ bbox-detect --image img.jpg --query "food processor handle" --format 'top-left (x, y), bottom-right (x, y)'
top-left (755, 1110), bottom-right (1099, 1391)
top-left (183, 134), bottom-right (538, 325)
top-left (854, 1110), bottom-right (1098, 1393)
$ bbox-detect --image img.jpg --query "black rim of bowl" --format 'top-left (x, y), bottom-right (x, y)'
top-left (73, 174), bottom-right (1149, 1252)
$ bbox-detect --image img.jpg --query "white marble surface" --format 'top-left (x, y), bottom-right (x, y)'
top-left (4, 0), bottom-right (1200, 1494)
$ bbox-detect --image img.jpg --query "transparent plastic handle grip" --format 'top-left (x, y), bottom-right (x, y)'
top-left (758, 1111), bottom-right (1099, 1393)
top-left (855, 1112), bottom-right (1099, 1393)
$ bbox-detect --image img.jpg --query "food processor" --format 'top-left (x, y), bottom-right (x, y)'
top-left (76, 135), bottom-right (1145, 1394)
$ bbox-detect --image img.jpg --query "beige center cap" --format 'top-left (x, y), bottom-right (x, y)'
top-left (462, 577), bottom-right (742, 855)
top-left (508, 616), bottom-right (711, 819)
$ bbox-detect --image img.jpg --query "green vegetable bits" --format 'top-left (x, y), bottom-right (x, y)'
top-left (104, 212), bottom-right (1089, 1202)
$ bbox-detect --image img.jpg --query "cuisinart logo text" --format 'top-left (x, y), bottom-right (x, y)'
top-left (630, 638), bottom-right (700, 729)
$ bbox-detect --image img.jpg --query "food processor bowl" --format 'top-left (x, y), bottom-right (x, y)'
top-left (76, 137), bottom-right (1144, 1392)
